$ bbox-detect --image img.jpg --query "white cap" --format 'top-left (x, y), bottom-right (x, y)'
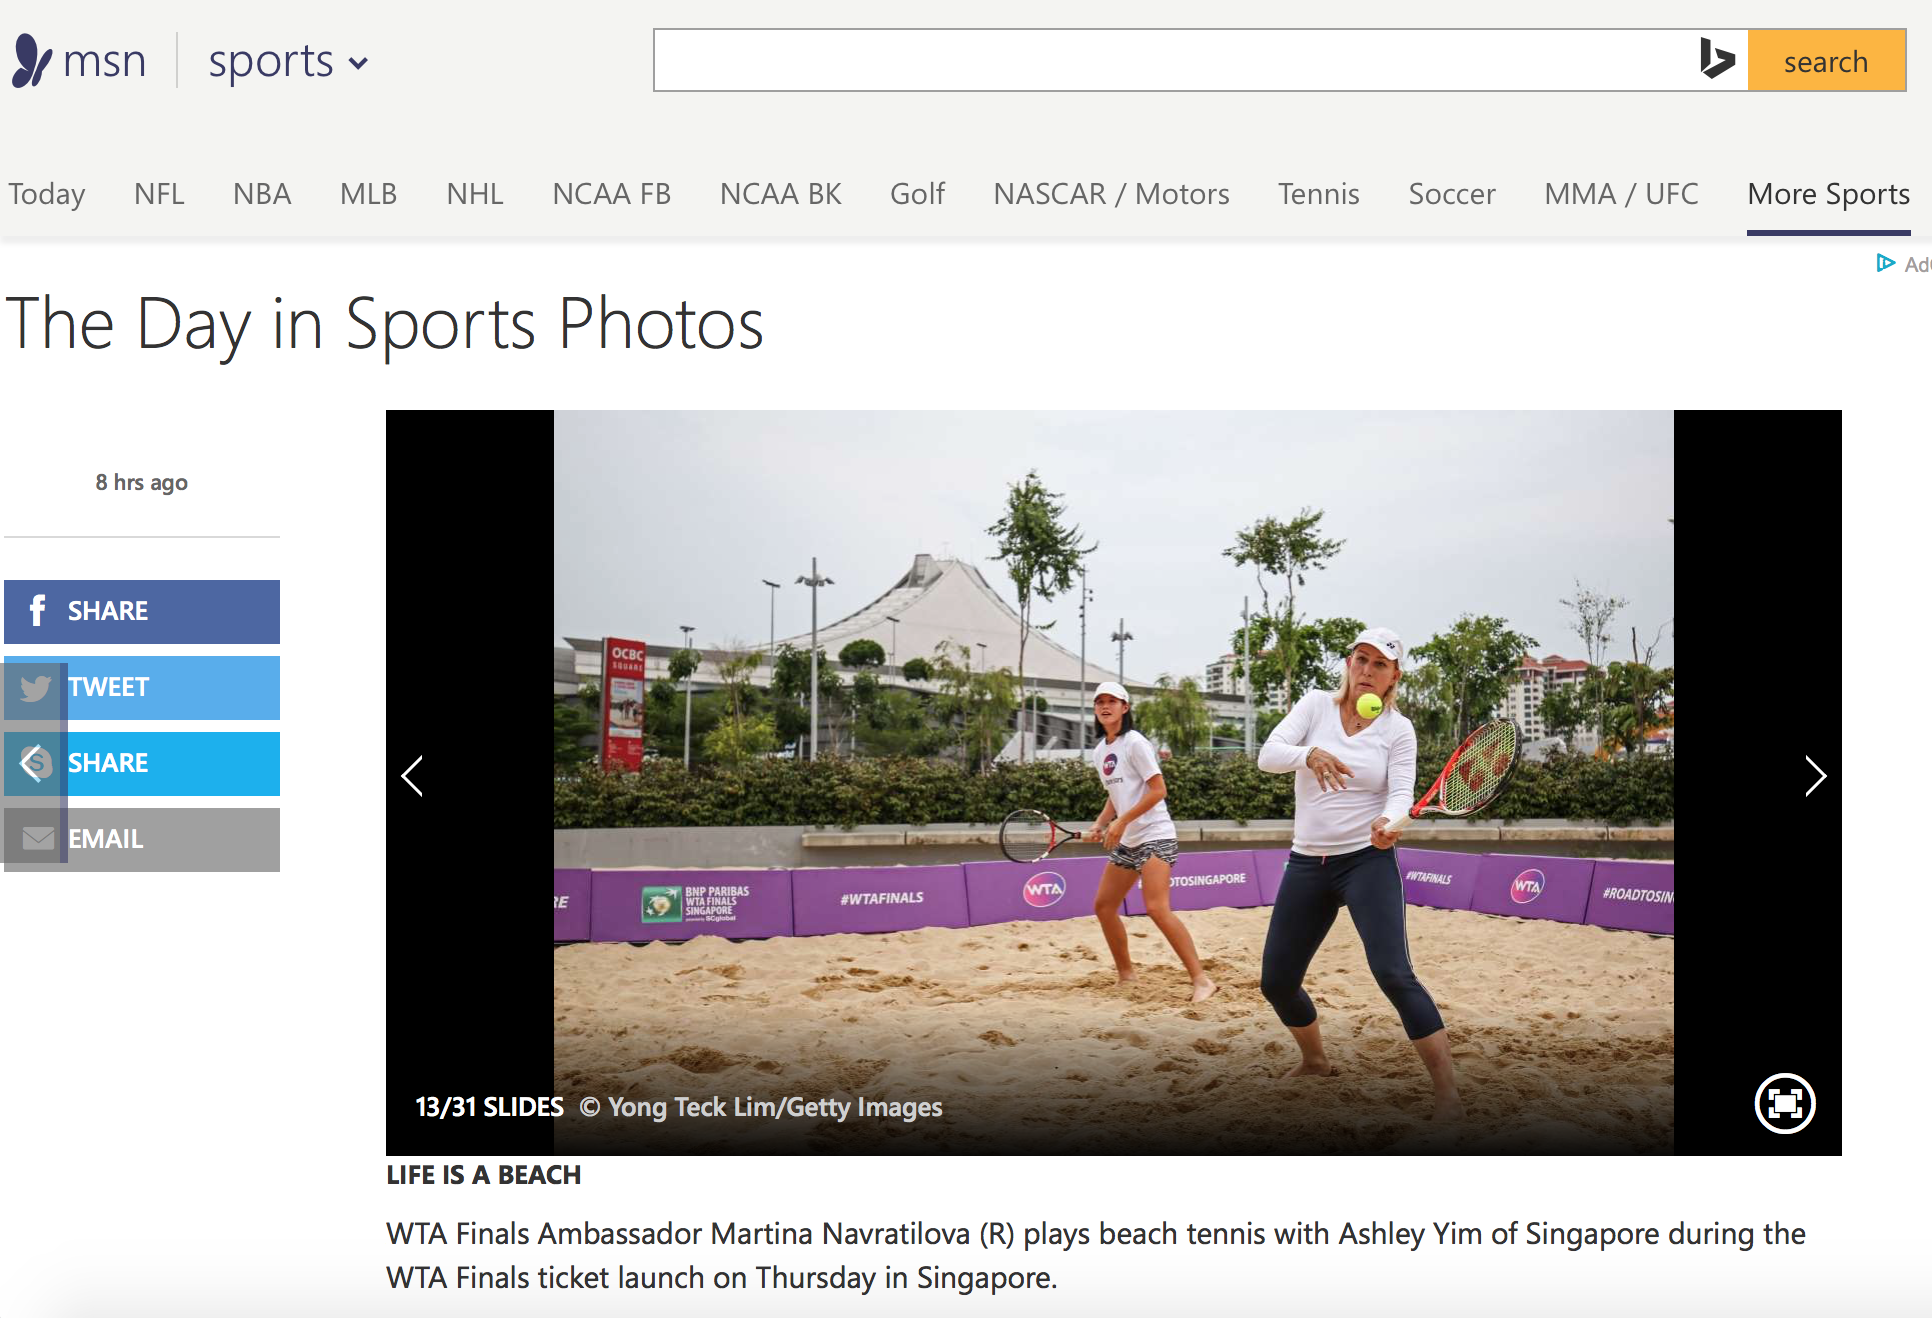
top-left (1352, 627), bottom-right (1405, 664)
top-left (1093, 681), bottom-right (1131, 705)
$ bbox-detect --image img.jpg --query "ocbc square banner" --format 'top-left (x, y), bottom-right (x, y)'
top-left (600, 636), bottom-right (647, 771)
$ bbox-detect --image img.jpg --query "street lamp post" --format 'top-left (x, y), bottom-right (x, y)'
top-left (1242, 595), bottom-right (1254, 757)
top-left (885, 614), bottom-right (902, 670)
top-left (975, 642), bottom-right (987, 673)
top-left (796, 558), bottom-right (833, 759)
top-left (761, 579), bottom-right (781, 671)
top-left (1111, 619), bottom-right (1133, 687)
top-left (1078, 568), bottom-right (1094, 751)
top-left (679, 624), bottom-right (696, 768)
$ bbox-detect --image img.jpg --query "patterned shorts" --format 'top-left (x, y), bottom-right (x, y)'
top-left (1109, 838), bottom-right (1180, 870)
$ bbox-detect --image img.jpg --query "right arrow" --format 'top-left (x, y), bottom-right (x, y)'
top-left (401, 755), bottom-right (422, 797)
top-left (1805, 755), bottom-right (1827, 797)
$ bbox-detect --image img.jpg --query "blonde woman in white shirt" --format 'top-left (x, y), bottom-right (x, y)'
top-left (1083, 682), bottom-right (1218, 1004)
top-left (1256, 629), bottom-right (1463, 1120)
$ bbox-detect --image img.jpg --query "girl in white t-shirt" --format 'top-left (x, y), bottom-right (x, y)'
top-left (1084, 682), bottom-right (1217, 1003)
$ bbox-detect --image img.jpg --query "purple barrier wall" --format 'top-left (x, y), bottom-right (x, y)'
top-left (1125, 850), bottom-right (1261, 914)
top-left (1396, 848), bottom-right (1483, 911)
top-left (1253, 848), bottom-right (1294, 906)
top-left (554, 869), bottom-right (592, 940)
top-left (1470, 853), bottom-right (1594, 924)
top-left (590, 869), bottom-right (794, 942)
top-left (792, 864), bottom-right (971, 937)
top-left (964, 856), bottom-right (1122, 925)
top-left (1585, 860), bottom-right (1676, 935)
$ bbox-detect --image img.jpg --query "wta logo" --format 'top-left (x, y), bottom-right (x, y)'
top-left (1022, 871), bottom-right (1066, 908)
top-left (1510, 868), bottom-right (1546, 904)
top-left (1102, 753), bottom-right (1118, 775)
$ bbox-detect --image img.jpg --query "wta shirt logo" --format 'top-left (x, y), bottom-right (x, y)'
top-left (1510, 869), bottom-right (1546, 904)
top-left (1102, 753), bottom-right (1118, 775)
top-left (1022, 871), bottom-right (1066, 907)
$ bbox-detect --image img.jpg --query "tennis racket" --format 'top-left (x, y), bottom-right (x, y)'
top-left (1384, 719), bottom-right (1522, 835)
top-left (999, 809), bottom-right (1083, 863)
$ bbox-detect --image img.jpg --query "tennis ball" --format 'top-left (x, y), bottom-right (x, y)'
top-left (1357, 693), bottom-right (1383, 719)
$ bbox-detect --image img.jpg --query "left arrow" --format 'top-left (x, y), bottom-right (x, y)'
top-left (1805, 755), bottom-right (1827, 797)
top-left (401, 755), bottom-right (422, 797)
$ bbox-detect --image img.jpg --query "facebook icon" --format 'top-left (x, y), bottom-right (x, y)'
top-left (29, 593), bottom-right (45, 626)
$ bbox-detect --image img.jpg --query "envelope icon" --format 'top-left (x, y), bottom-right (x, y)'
top-left (21, 826), bottom-right (55, 851)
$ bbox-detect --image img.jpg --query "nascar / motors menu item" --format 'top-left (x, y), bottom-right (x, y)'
top-left (2, 580), bottom-right (281, 871)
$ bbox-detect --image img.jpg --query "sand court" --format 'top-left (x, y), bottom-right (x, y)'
top-left (554, 903), bottom-right (1672, 1155)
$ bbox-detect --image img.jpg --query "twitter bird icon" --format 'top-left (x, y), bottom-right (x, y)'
top-left (19, 674), bottom-right (50, 702)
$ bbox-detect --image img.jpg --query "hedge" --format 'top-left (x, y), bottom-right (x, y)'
top-left (554, 752), bottom-right (1673, 830)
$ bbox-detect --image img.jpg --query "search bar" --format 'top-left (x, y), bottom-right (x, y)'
top-left (656, 28), bottom-right (1780, 92)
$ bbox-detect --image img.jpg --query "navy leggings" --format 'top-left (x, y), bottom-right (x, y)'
top-left (1260, 845), bottom-right (1445, 1040)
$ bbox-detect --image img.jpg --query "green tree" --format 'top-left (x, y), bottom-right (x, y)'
top-left (704, 715), bottom-right (778, 764)
top-left (707, 649), bottom-right (768, 765)
top-left (1138, 675), bottom-right (1212, 756)
top-left (817, 662), bottom-right (851, 756)
top-left (987, 470), bottom-right (1094, 761)
top-left (1411, 615), bottom-right (1538, 742)
top-left (1398, 660), bottom-right (1459, 766)
top-left (855, 689), bottom-right (949, 758)
top-left (1602, 658), bottom-right (1674, 756)
top-left (930, 642), bottom-right (1018, 771)
top-left (1255, 707), bottom-right (1287, 743)
top-left (1224, 509), bottom-right (1346, 707)
top-left (1538, 684), bottom-right (1588, 748)
top-left (1558, 579), bottom-right (1628, 748)
top-left (770, 643), bottom-right (827, 759)
top-left (667, 648), bottom-right (701, 683)
top-left (553, 691), bottom-right (598, 768)
top-left (1231, 612), bottom-right (1365, 708)
top-left (646, 679), bottom-right (723, 760)
top-left (901, 656), bottom-right (933, 683)
top-left (839, 638), bottom-right (886, 669)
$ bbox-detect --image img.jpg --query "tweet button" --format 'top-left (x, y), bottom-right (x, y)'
top-left (3, 662), bottom-right (66, 720)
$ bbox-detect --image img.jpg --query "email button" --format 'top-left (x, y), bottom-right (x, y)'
top-left (22, 825), bottom-right (56, 850)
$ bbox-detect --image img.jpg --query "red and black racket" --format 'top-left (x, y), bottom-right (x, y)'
top-left (999, 809), bottom-right (1083, 863)
top-left (1385, 719), bottom-right (1522, 835)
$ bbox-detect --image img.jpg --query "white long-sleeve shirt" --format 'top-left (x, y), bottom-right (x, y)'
top-left (1257, 689), bottom-right (1417, 856)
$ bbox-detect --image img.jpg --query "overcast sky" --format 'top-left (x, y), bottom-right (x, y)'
top-left (555, 412), bottom-right (1673, 678)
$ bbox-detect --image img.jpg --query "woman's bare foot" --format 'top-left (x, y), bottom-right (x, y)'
top-left (1115, 970), bottom-right (1137, 987)
top-left (1190, 978), bottom-right (1218, 1004)
top-left (1289, 1056), bottom-right (1334, 1077)
top-left (1432, 1094), bottom-right (1466, 1121)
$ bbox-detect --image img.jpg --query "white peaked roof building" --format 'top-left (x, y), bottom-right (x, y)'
top-left (775, 553), bottom-right (1140, 685)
